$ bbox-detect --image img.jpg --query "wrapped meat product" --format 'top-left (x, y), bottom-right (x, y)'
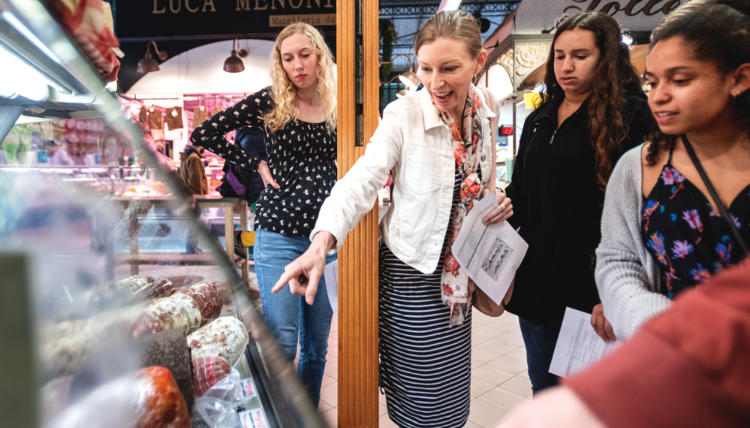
top-left (131, 294), bottom-right (202, 338)
top-left (191, 356), bottom-right (231, 397)
top-left (111, 275), bottom-right (174, 301)
top-left (136, 366), bottom-right (191, 428)
top-left (139, 328), bottom-right (194, 409)
top-left (134, 277), bottom-right (175, 300)
top-left (187, 317), bottom-right (249, 366)
top-left (39, 306), bottom-right (140, 381)
top-left (178, 282), bottom-right (221, 322)
top-left (49, 367), bottom-right (190, 428)
top-left (113, 275), bottom-right (154, 294)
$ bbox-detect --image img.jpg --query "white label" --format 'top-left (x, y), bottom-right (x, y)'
top-left (236, 377), bottom-right (258, 401)
top-left (239, 407), bottom-right (269, 428)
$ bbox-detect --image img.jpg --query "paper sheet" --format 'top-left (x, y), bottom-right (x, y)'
top-left (323, 259), bottom-right (338, 316)
top-left (451, 194), bottom-right (528, 304)
top-left (549, 307), bottom-right (620, 377)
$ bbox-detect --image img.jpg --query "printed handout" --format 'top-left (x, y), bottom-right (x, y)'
top-left (451, 194), bottom-right (528, 305)
top-left (324, 259), bottom-right (338, 315)
top-left (549, 307), bottom-right (620, 377)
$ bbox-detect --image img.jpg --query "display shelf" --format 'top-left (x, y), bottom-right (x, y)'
top-left (0, 1), bottom-right (325, 427)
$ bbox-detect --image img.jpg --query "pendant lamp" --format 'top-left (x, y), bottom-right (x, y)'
top-left (137, 41), bottom-right (167, 74)
top-left (223, 39), bottom-right (245, 73)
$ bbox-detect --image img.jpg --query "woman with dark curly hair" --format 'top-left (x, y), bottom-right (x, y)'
top-left (596, 0), bottom-right (750, 341)
top-left (503, 11), bottom-right (655, 393)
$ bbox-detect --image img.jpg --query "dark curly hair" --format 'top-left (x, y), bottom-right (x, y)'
top-left (645, 1), bottom-right (750, 166)
top-left (542, 12), bottom-right (643, 188)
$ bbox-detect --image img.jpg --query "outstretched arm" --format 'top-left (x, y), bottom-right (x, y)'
top-left (272, 231), bottom-right (337, 305)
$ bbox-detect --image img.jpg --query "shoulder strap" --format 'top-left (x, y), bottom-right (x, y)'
top-left (681, 134), bottom-right (749, 257)
top-left (667, 140), bottom-right (676, 164)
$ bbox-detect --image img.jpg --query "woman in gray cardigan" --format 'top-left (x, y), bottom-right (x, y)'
top-left (596, 1), bottom-right (750, 339)
top-left (595, 145), bottom-right (669, 339)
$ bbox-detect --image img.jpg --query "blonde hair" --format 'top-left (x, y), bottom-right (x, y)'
top-left (414, 10), bottom-right (482, 57)
top-left (263, 22), bottom-right (337, 132)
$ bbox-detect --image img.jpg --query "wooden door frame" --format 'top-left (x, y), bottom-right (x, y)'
top-left (336, 1), bottom-right (381, 426)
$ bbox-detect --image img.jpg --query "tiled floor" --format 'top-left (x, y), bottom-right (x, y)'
top-left (317, 309), bottom-right (532, 428)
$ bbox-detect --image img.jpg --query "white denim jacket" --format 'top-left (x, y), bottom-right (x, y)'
top-left (311, 86), bottom-right (497, 274)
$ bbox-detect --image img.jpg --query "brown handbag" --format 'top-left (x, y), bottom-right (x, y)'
top-left (471, 281), bottom-right (514, 317)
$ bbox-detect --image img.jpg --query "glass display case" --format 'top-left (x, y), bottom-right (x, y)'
top-left (0, 1), bottom-right (325, 427)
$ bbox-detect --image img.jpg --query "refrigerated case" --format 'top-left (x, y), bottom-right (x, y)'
top-left (0, 1), bottom-right (325, 426)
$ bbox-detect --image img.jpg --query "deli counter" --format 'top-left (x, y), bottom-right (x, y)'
top-left (0, 1), bottom-right (326, 427)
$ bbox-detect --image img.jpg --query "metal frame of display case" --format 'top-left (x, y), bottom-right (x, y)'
top-left (0, 1), bottom-right (326, 426)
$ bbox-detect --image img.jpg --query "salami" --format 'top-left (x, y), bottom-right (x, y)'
top-left (136, 366), bottom-right (190, 428)
top-left (114, 275), bottom-right (154, 294)
top-left (187, 317), bottom-right (248, 366)
top-left (134, 277), bottom-right (175, 300)
top-left (178, 282), bottom-right (221, 322)
top-left (131, 294), bottom-right (202, 338)
top-left (191, 356), bottom-right (231, 397)
top-left (39, 306), bottom-right (140, 381)
top-left (140, 328), bottom-right (194, 410)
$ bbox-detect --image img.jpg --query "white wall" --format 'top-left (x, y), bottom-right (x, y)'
top-left (127, 39), bottom-right (275, 97)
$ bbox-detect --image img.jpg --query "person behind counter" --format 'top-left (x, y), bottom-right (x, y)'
top-left (189, 22), bottom-right (337, 407)
top-left (501, 11), bottom-right (655, 394)
top-left (272, 11), bottom-right (513, 427)
top-left (594, 0), bottom-right (750, 340)
top-left (178, 144), bottom-right (207, 196)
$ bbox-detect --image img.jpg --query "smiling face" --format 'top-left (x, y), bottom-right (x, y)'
top-left (646, 36), bottom-right (736, 137)
top-left (553, 28), bottom-right (601, 100)
top-left (417, 37), bottom-right (486, 122)
top-left (279, 32), bottom-right (319, 91)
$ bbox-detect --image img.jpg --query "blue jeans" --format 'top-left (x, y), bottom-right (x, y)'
top-left (254, 228), bottom-right (335, 407)
top-left (518, 317), bottom-right (560, 394)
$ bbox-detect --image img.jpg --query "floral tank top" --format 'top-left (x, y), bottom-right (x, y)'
top-left (641, 146), bottom-right (750, 298)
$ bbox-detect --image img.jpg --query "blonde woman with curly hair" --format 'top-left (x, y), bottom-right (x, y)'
top-left (190, 22), bottom-right (337, 407)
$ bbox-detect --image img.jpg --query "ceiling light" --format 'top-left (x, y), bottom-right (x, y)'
top-left (621, 29), bottom-right (634, 46)
top-left (223, 39), bottom-right (245, 73)
top-left (137, 41), bottom-right (167, 74)
top-left (437, 0), bottom-right (462, 12)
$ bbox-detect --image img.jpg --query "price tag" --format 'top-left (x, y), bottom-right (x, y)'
top-left (239, 407), bottom-right (269, 428)
top-left (236, 377), bottom-right (258, 401)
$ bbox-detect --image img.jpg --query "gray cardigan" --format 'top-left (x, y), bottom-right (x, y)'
top-left (596, 144), bottom-right (672, 339)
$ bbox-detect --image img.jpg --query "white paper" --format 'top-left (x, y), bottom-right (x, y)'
top-left (323, 259), bottom-right (338, 316)
top-left (549, 307), bottom-right (621, 377)
top-left (450, 194), bottom-right (528, 304)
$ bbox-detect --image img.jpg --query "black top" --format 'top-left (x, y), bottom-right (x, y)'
top-left (641, 145), bottom-right (750, 298)
top-left (190, 88), bottom-right (337, 237)
top-left (504, 94), bottom-right (654, 328)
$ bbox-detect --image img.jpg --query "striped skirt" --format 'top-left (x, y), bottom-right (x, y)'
top-left (379, 241), bottom-right (472, 428)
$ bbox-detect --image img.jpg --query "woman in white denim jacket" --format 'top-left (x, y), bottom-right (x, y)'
top-left (272, 11), bottom-right (513, 427)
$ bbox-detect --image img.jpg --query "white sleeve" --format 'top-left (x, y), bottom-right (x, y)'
top-left (310, 102), bottom-right (405, 251)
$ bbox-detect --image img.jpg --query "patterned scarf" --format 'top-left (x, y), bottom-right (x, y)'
top-left (440, 86), bottom-right (486, 326)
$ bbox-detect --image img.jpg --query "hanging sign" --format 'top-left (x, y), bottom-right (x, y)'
top-left (513, 0), bottom-right (686, 34)
top-left (115, 0), bottom-right (336, 39)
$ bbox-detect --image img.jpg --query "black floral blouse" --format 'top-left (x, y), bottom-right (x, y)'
top-left (641, 147), bottom-right (750, 298)
top-left (190, 87), bottom-right (337, 237)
